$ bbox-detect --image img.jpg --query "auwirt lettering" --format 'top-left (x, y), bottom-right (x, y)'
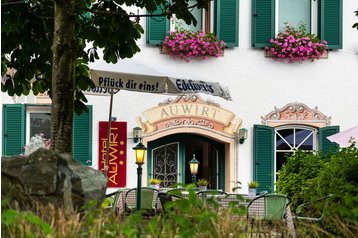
top-left (159, 104), bottom-right (220, 120)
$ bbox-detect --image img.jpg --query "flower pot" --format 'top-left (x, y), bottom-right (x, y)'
top-left (199, 186), bottom-right (207, 192)
top-left (249, 188), bottom-right (256, 197)
top-left (150, 184), bottom-right (160, 189)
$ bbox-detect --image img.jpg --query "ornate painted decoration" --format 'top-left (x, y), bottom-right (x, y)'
top-left (136, 94), bottom-right (242, 135)
top-left (261, 102), bottom-right (331, 126)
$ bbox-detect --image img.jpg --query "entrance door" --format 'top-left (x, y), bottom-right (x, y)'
top-left (148, 133), bottom-right (225, 190)
top-left (152, 142), bottom-right (180, 188)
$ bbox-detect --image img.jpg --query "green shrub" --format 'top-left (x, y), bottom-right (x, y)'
top-left (276, 146), bottom-right (358, 236)
top-left (276, 150), bottom-right (328, 208)
top-left (315, 146), bottom-right (358, 221)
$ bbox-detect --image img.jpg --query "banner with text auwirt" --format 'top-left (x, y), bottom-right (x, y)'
top-left (98, 121), bottom-right (127, 187)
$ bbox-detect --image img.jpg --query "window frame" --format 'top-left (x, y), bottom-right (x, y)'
top-left (274, 125), bottom-right (317, 186)
top-left (25, 105), bottom-right (51, 145)
top-left (274, 0), bottom-right (318, 35)
top-left (170, 0), bottom-right (214, 33)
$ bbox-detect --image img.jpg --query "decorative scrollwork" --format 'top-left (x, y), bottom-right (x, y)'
top-left (165, 119), bottom-right (214, 129)
top-left (261, 102), bottom-right (331, 125)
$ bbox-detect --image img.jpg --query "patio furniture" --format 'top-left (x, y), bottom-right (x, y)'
top-left (124, 187), bottom-right (159, 216)
top-left (294, 194), bottom-right (333, 225)
top-left (196, 190), bottom-right (227, 201)
top-left (247, 194), bottom-right (292, 237)
top-left (158, 193), bottom-right (184, 214)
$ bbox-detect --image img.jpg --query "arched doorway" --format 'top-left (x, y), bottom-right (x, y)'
top-left (147, 133), bottom-right (225, 190)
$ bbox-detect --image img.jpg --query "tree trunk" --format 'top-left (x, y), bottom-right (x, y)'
top-left (50, 1), bottom-right (77, 155)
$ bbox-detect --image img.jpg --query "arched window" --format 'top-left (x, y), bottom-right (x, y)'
top-left (275, 125), bottom-right (317, 182)
top-left (253, 102), bottom-right (339, 193)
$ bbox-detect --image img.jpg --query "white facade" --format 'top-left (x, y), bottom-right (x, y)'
top-left (2, 0), bottom-right (358, 194)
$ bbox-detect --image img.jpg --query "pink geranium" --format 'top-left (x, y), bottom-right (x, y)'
top-left (162, 30), bottom-right (226, 61)
top-left (267, 24), bottom-right (328, 63)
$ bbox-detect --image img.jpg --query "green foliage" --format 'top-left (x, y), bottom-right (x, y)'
top-left (2, 209), bottom-right (52, 237)
top-left (353, 9), bottom-right (358, 30)
top-left (197, 178), bottom-right (209, 186)
top-left (276, 150), bottom-right (327, 207)
top-left (1, 0), bottom-right (207, 114)
top-left (248, 181), bottom-right (259, 188)
top-left (315, 146), bottom-right (358, 221)
top-left (277, 146), bottom-right (358, 223)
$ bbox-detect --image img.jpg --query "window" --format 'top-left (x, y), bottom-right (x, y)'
top-left (2, 104), bottom-right (93, 165)
top-left (146, 0), bottom-right (239, 47)
top-left (275, 126), bottom-right (317, 182)
top-left (26, 106), bottom-right (51, 143)
top-left (253, 124), bottom-right (339, 193)
top-left (171, 1), bottom-right (204, 32)
top-left (252, 0), bottom-right (342, 49)
top-left (277, 0), bottom-right (316, 34)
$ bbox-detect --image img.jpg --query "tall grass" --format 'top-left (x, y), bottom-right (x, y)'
top-left (2, 192), bottom-right (357, 238)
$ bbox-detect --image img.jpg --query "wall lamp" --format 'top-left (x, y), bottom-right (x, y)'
top-left (239, 128), bottom-right (248, 144)
top-left (132, 127), bottom-right (142, 143)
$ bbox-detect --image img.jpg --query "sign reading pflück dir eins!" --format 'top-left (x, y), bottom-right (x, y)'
top-left (98, 121), bottom-right (127, 188)
top-left (90, 69), bottom-right (232, 100)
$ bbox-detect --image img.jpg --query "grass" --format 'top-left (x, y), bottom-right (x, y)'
top-left (2, 194), bottom-right (358, 238)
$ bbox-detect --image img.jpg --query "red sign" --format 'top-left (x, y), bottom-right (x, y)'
top-left (98, 121), bottom-right (127, 187)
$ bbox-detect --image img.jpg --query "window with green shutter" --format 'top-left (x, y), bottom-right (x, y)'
top-left (216, 0), bottom-right (239, 47)
top-left (146, 0), bottom-right (239, 47)
top-left (73, 105), bottom-right (93, 165)
top-left (252, 0), bottom-right (275, 48)
top-left (319, 126), bottom-right (340, 154)
top-left (146, 6), bottom-right (170, 45)
top-left (252, 0), bottom-right (342, 49)
top-left (253, 124), bottom-right (275, 193)
top-left (2, 104), bottom-right (26, 156)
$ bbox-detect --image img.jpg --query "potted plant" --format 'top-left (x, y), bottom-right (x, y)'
top-left (248, 181), bottom-right (259, 197)
top-left (197, 179), bottom-right (209, 191)
top-left (149, 178), bottom-right (161, 189)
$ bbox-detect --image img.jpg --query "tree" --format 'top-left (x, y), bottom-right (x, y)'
top-left (1, 0), bottom-right (209, 155)
top-left (353, 9), bottom-right (358, 30)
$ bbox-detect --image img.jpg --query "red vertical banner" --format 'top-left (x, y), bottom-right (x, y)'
top-left (98, 121), bottom-right (127, 187)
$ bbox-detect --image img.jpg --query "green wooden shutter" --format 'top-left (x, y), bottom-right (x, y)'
top-left (319, 0), bottom-right (342, 49)
top-left (216, 0), bottom-right (239, 47)
top-left (73, 105), bottom-right (92, 165)
top-left (253, 125), bottom-right (275, 193)
top-left (146, 6), bottom-right (169, 45)
top-left (319, 126), bottom-right (340, 154)
top-left (2, 104), bottom-right (26, 156)
top-left (252, 0), bottom-right (275, 48)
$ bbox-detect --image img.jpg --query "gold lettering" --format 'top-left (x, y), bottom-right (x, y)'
top-left (108, 173), bottom-right (117, 185)
top-left (181, 104), bottom-right (192, 114)
top-left (201, 106), bottom-right (209, 117)
top-left (161, 108), bottom-right (169, 118)
top-left (169, 105), bottom-right (178, 115)
top-left (211, 108), bottom-right (220, 118)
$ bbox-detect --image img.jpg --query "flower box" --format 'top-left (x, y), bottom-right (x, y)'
top-left (266, 24), bottom-right (328, 62)
top-left (265, 48), bottom-right (328, 59)
top-left (161, 30), bottom-right (225, 61)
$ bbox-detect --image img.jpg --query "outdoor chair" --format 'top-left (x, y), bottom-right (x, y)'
top-left (247, 194), bottom-right (291, 237)
top-left (124, 187), bottom-right (159, 216)
top-left (158, 193), bottom-right (184, 214)
top-left (294, 194), bottom-right (333, 225)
